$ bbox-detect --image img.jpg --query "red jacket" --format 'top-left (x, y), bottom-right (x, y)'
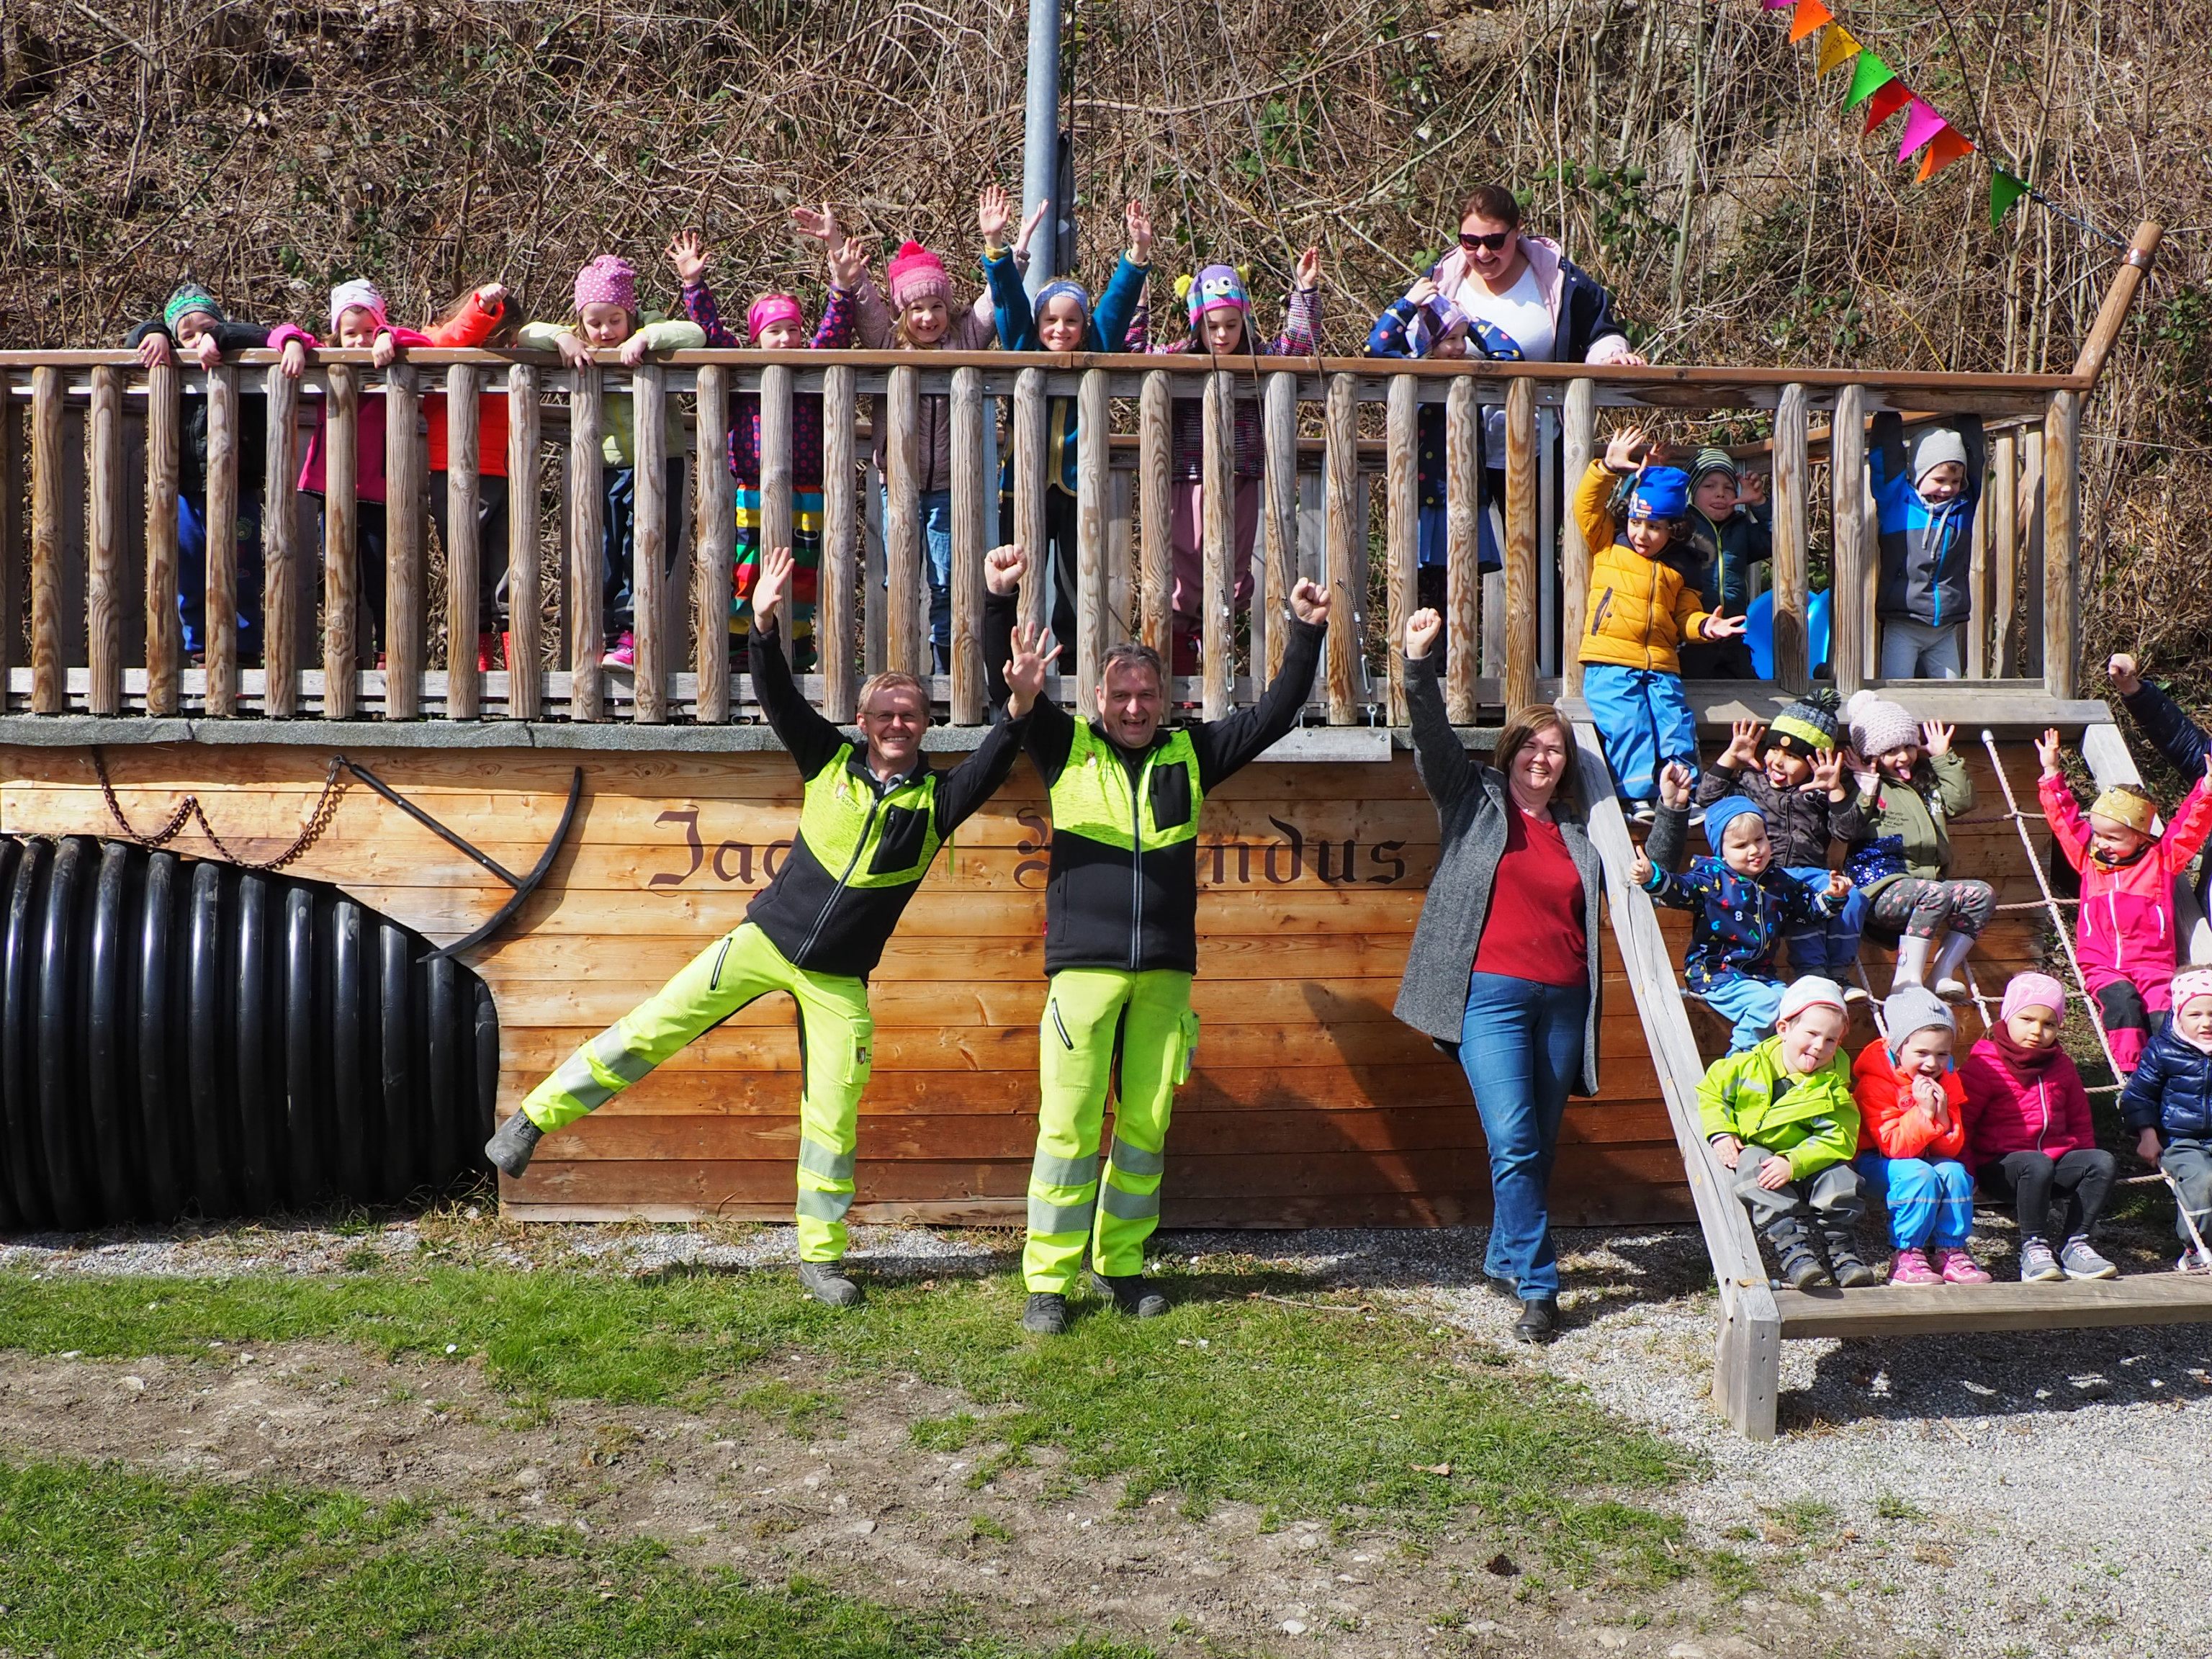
top-left (421, 290), bottom-right (513, 478)
top-left (1851, 1040), bottom-right (1970, 1161)
top-left (2041, 773), bottom-right (2212, 985)
top-left (1956, 1037), bottom-right (2098, 1164)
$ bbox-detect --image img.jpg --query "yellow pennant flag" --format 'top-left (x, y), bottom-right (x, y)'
top-left (1815, 24), bottom-right (1863, 75)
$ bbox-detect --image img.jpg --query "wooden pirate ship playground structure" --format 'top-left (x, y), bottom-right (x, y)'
top-left (1, 217), bottom-right (2206, 1435)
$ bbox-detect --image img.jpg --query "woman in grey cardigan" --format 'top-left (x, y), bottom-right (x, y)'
top-left (1393, 608), bottom-right (1604, 1342)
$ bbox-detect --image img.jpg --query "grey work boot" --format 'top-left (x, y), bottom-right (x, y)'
top-left (1021, 1292), bottom-right (1069, 1335)
top-left (1089, 1269), bottom-right (1169, 1318)
top-left (485, 1112), bottom-right (544, 1179)
top-left (798, 1260), bottom-right (863, 1308)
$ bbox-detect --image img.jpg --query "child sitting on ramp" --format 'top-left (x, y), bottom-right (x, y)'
top-left (1851, 987), bottom-right (1990, 1285)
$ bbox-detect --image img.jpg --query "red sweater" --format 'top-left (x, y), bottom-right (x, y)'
top-left (1470, 807), bottom-right (1588, 989)
top-left (1956, 1037), bottom-right (2098, 1164)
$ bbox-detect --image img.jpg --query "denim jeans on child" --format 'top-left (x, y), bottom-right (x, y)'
top-left (1457, 971), bottom-right (1589, 1302)
top-left (1583, 662), bottom-right (1699, 803)
top-left (603, 459), bottom-right (685, 644)
top-left (1784, 871), bottom-right (1867, 980)
top-left (1853, 1153), bottom-right (1974, 1249)
top-left (177, 490), bottom-right (266, 660)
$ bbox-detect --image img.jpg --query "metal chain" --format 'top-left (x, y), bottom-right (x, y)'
top-left (91, 748), bottom-right (348, 873)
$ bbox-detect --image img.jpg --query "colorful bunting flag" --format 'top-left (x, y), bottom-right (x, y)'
top-left (1843, 50), bottom-right (1896, 107)
top-left (1897, 99), bottom-right (1946, 162)
top-left (1815, 25), bottom-right (1862, 75)
top-left (1915, 126), bottom-right (1974, 181)
top-left (1761, 0), bottom-right (1794, 9)
top-left (1990, 168), bottom-right (2030, 225)
top-left (1787, 0), bottom-right (1833, 43)
top-left (1861, 81), bottom-right (1913, 132)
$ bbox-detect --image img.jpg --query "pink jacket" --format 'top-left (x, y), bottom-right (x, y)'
top-left (269, 322), bottom-right (435, 503)
top-left (2041, 773), bottom-right (2212, 985)
top-left (1957, 1038), bottom-right (2098, 1164)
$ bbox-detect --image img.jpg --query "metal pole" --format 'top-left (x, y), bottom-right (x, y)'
top-left (1022, 0), bottom-right (1062, 294)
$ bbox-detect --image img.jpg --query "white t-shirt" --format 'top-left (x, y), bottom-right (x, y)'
top-left (1452, 261), bottom-right (1556, 364)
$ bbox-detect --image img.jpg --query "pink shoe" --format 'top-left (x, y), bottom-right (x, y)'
top-left (1887, 1247), bottom-right (1941, 1287)
top-left (1936, 1248), bottom-right (1992, 1285)
top-left (601, 631), bottom-right (635, 668)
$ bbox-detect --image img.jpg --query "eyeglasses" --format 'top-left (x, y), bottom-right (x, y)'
top-left (1458, 230), bottom-right (1514, 253)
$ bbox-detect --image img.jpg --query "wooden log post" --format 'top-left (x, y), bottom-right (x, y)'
top-left (28, 367), bottom-right (62, 714)
top-left (383, 361), bottom-right (424, 719)
top-left (1966, 433), bottom-right (1991, 680)
top-left (1827, 384), bottom-right (1866, 697)
top-left (1201, 370), bottom-right (1233, 719)
top-left (631, 364), bottom-right (667, 723)
top-left (1138, 370), bottom-right (1172, 660)
top-left (444, 364), bottom-right (482, 720)
top-left (505, 365), bottom-right (542, 721)
top-left (2017, 423), bottom-right (2045, 680)
top-left (692, 364), bottom-right (732, 724)
top-left (322, 364), bottom-right (360, 719)
top-left (1107, 469), bottom-right (1135, 647)
top-left (143, 359), bottom-right (181, 714)
top-left (87, 364), bottom-right (125, 716)
top-left (1076, 368), bottom-right (1110, 709)
top-left (1444, 376), bottom-right (1480, 724)
top-left (821, 365), bottom-right (857, 722)
top-left (1990, 428), bottom-right (2018, 678)
top-left (760, 364), bottom-right (795, 653)
top-left (567, 364), bottom-right (605, 721)
top-left (1502, 377), bottom-right (1538, 714)
top-left (261, 360), bottom-right (300, 716)
top-left (949, 366), bottom-right (987, 724)
top-left (2044, 390), bottom-right (2080, 701)
top-left (1384, 373), bottom-right (1418, 727)
top-left (1011, 367), bottom-right (1048, 638)
top-left (2069, 222), bottom-right (2162, 390)
top-left (1768, 383), bottom-right (1809, 693)
top-left (884, 364), bottom-right (922, 679)
top-left (1323, 372), bottom-right (1359, 724)
top-left (1558, 379), bottom-right (1594, 707)
top-left (203, 365), bottom-right (240, 716)
top-left (1262, 372), bottom-right (1298, 683)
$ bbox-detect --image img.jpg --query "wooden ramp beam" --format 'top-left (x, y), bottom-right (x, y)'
top-left (1776, 1274), bottom-right (2212, 1340)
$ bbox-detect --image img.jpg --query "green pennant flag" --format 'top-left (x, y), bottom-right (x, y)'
top-left (1843, 51), bottom-right (1896, 108)
top-left (1990, 168), bottom-right (2030, 228)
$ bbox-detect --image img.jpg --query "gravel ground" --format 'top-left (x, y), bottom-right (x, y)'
top-left (6, 1212), bottom-right (2209, 1658)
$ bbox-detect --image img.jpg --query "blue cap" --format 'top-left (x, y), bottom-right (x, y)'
top-left (1702, 794), bottom-right (1766, 851)
top-left (1629, 466), bottom-right (1691, 521)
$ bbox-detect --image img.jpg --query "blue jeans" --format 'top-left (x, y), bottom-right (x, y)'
top-left (603, 460), bottom-right (685, 643)
top-left (1583, 662), bottom-right (1699, 802)
top-left (1457, 971), bottom-right (1588, 1300)
top-left (880, 485), bottom-right (953, 669)
top-left (1784, 870), bottom-right (1866, 980)
top-left (1854, 1153), bottom-right (1974, 1249)
top-left (1697, 973), bottom-right (1786, 1053)
top-left (176, 490), bottom-right (265, 660)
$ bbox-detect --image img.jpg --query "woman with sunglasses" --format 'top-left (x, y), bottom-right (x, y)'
top-left (1425, 184), bottom-right (1642, 371)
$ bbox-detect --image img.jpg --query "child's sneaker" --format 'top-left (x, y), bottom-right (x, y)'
top-left (2018, 1236), bottom-right (2064, 1282)
top-left (2176, 1248), bottom-right (2212, 1275)
top-left (1886, 1247), bottom-right (1941, 1287)
top-left (1774, 1236), bottom-right (1830, 1290)
top-left (1824, 1236), bottom-right (1880, 1290)
top-left (601, 631), bottom-right (636, 669)
top-left (2059, 1236), bottom-right (2118, 1280)
top-left (1935, 1247), bottom-right (1992, 1285)
top-left (1628, 800), bottom-right (1658, 826)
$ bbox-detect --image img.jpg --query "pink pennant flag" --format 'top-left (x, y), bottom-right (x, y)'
top-left (1761, 0), bottom-right (1793, 9)
top-left (1896, 99), bottom-right (1947, 163)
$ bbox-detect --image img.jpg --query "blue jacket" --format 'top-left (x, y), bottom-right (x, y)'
top-left (1870, 411), bottom-right (1984, 627)
top-left (1644, 852), bottom-right (1838, 996)
top-left (2120, 1024), bottom-right (2212, 1137)
top-left (986, 250), bottom-right (1149, 498)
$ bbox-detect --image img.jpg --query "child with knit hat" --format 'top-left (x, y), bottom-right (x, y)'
top-left (518, 255), bottom-right (708, 667)
top-left (1843, 691), bottom-right (1993, 998)
top-left (1577, 426), bottom-right (1746, 817)
top-left (2034, 726), bottom-right (2212, 1072)
top-left (1851, 986), bottom-right (1990, 1285)
top-left (1634, 763), bottom-right (1851, 1052)
top-left (1698, 976), bottom-right (1875, 1290)
top-left (2121, 967), bottom-right (2212, 1272)
top-left (673, 212), bottom-right (868, 674)
top-left (1869, 411), bottom-right (1984, 680)
top-left (1675, 447), bottom-right (1769, 680)
top-left (1151, 248), bottom-right (1323, 676)
top-left (1696, 688), bottom-right (1870, 986)
top-left (1959, 973), bottom-right (2120, 1281)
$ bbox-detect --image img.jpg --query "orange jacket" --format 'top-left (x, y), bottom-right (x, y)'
top-left (1851, 1040), bottom-right (1970, 1161)
top-left (421, 290), bottom-right (512, 478)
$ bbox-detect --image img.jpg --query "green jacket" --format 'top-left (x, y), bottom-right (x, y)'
top-left (1696, 1037), bottom-right (1861, 1179)
top-left (1850, 750), bottom-right (1972, 894)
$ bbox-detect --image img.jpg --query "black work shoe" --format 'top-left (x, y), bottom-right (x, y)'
top-left (1482, 1273), bottom-right (1520, 1300)
top-left (1089, 1269), bottom-right (1169, 1318)
top-left (1823, 1234), bottom-right (1879, 1290)
top-left (798, 1260), bottom-right (862, 1308)
top-left (485, 1112), bottom-right (543, 1178)
top-left (1511, 1298), bottom-right (1558, 1343)
top-left (1021, 1292), bottom-right (1069, 1335)
top-left (1775, 1236), bottom-right (1831, 1290)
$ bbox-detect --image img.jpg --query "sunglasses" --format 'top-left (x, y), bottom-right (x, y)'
top-left (1458, 230), bottom-right (1514, 252)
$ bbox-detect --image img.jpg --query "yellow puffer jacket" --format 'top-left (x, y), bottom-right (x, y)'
top-left (1575, 462), bottom-right (1714, 673)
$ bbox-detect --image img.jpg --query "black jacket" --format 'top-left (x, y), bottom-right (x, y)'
top-left (1689, 762), bottom-right (1866, 871)
top-left (125, 315), bottom-right (274, 498)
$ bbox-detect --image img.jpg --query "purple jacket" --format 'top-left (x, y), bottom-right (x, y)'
top-left (680, 281), bottom-right (855, 490)
top-left (1153, 286), bottom-right (1320, 479)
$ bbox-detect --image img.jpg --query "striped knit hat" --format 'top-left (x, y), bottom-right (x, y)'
top-left (164, 283), bottom-right (222, 330)
top-left (1763, 686), bottom-right (1840, 759)
top-left (1689, 446), bottom-right (1737, 487)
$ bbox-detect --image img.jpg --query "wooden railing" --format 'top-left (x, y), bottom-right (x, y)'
top-left (0, 228), bottom-right (2152, 729)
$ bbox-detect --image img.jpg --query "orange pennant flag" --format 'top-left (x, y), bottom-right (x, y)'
top-left (1788, 0), bottom-right (1833, 42)
top-left (1815, 24), bottom-right (1862, 75)
top-left (1915, 126), bottom-right (1977, 182)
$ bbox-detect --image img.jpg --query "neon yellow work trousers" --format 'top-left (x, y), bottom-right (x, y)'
top-left (516, 922), bottom-right (873, 1262)
top-left (1023, 967), bottom-right (1198, 1292)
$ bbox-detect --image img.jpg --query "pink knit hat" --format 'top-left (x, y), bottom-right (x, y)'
top-left (2000, 972), bottom-right (2067, 1023)
top-left (328, 279), bottom-right (387, 335)
top-left (574, 254), bottom-right (639, 314)
top-left (747, 294), bottom-right (806, 342)
top-left (2172, 966), bottom-right (2212, 1012)
top-left (886, 241), bottom-right (950, 310)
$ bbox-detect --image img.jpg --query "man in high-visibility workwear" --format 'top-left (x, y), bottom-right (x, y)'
top-left (983, 546), bottom-right (1330, 1333)
top-left (487, 544), bottom-right (1058, 1306)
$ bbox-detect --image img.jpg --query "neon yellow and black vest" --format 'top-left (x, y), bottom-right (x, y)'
top-left (745, 743), bottom-right (946, 979)
top-left (1040, 723), bottom-right (1206, 974)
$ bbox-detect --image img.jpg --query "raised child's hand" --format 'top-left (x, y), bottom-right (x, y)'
top-left (1293, 247), bottom-right (1322, 290)
top-left (2108, 653), bottom-right (2142, 696)
top-left (1722, 719), bottom-right (1762, 768)
top-left (1921, 720), bottom-right (1954, 758)
top-left (752, 544), bottom-right (793, 631)
top-left (977, 184), bottom-right (1014, 246)
top-left (1403, 607), bottom-right (1442, 661)
top-left (1812, 749), bottom-right (1846, 797)
top-left (984, 544), bottom-right (1027, 597)
top-left (1405, 276), bottom-right (1440, 308)
top-left (1004, 621), bottom-right (1061, 716)
top-left (1013, 196), bottom-right (1051, 258)
top-left (2033, 727), bottom-right (2063, 779)
top-left (279, 337), bottom-right (307, 378)
top-left (1288, 577), bottom-right (1332, 626)
top-left (1602, 426), bottom-right (1650, 473)
top-left (790, 203), bottom-right (838, 243)
top-left (667, 230), bottom-right (710, 287)
top-left (135, 331), bottom-right (174, 369)
top-left (1658, 760), bottom-right (1694, 809)
top-left (1125, 199), bottom-right (1153, 264)
top-left (1737, 470), bottom-right (1768, 508)
top-left (827, 235), bottom-right (873, 290)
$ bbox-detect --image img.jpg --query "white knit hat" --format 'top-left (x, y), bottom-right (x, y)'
top-left (1910, 426), bottom-right (1969, 487)
top-left (1845, 690), bottom-right (1919, 759)
top-left (1776, 976), bottom-right (1848, 1027)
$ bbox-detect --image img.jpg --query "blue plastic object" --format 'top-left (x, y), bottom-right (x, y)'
top-left (1744, 589), bottom-right (1831, 681)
